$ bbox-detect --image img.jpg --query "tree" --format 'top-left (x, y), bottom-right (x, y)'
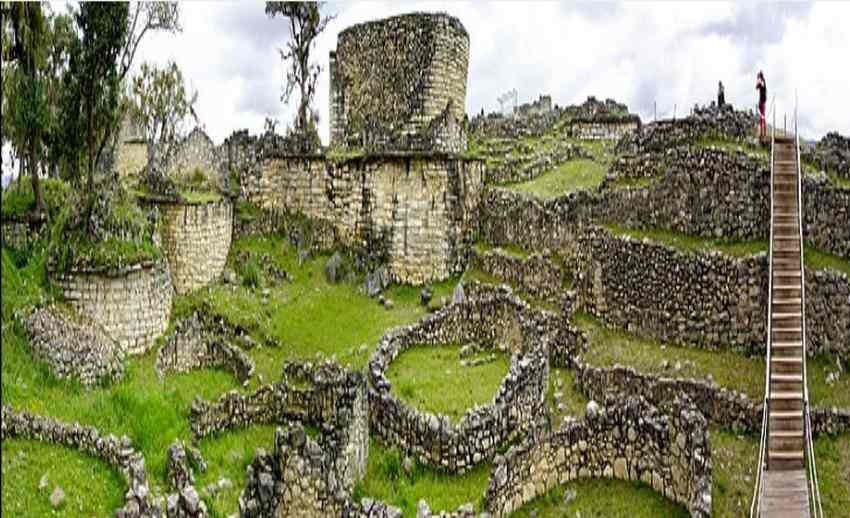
top-left (74, 2), bottom-right (129, 199)
top-left (120, 2), bottom-right (180, 83)
top-left (129, 61), bottom-right (197, 178)
top-left (265, 2), bottom-right (334, 135)
top-left (6, 2), bottom-right (49, 217)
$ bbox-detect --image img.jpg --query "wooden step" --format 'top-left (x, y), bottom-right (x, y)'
top-left (771, 341), bottom-right (802, 349)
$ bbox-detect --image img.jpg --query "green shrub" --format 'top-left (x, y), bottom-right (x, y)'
top-left (1, 178), bottom-right (71, 219)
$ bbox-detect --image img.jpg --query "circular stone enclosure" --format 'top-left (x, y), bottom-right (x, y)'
top-left (156, 199), bottom-right (233, 294)
top-left (54, 261), bottom-right (172, 355)
top-left (368, 286), bottom-right (558, 472)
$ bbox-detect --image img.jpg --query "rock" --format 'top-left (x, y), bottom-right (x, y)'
top-left (660, 360), bottom-right (669, 370)
top-left (402, 456), bottom-right (414, 476)
top-left (586, 400), bottom-right (600, 419)
top-left (49, 486), bottom-right (65, 508)
top-left (417, 499), bottom-right (431, 518)
top-left (324, 253), bottom-right (343, 283)
top-left (222, 269), bottom-right (237, 285)
top-left (384, 298), bottom-right (394, 310)
top-left (452, 282), bottom-right (466, 304)
top-left (563, 487), bottom-right (577, 503)
top-left (218, 478), bottom-right (233, 490)
top-left (420, 287), bottom-right (433, 306)
top-left (38, 474), bottom-right (48, 490)
top-left (366, 267), bottom-right (389, 297)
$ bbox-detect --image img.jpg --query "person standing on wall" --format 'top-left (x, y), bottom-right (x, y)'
top-left (756, 71), bottom-right (767, 139)
top-left (717, 81), bottom-right (725, 108)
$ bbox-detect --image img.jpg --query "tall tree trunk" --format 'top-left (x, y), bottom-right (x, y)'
top-left (29, 131), bottom-right (44, 220)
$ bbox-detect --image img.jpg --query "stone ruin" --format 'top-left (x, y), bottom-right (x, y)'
top-left (329, 12), bottom-right (469, 153)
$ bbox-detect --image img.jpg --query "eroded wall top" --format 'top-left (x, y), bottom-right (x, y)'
top-left (329, 12), bottom-right (469, 153)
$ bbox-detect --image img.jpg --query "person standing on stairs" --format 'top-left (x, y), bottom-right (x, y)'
top-left (756, 71), bottom-right (768, 139)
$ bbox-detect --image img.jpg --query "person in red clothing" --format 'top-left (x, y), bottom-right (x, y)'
top-left (756, 71), bottom-right (767, 139)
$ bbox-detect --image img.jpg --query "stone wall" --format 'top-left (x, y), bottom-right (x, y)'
top-left (54, 261), bottom-right (173, 355)
top-left (0, 217), bottom-right (32, 249)
top-left (116, 141), bottom-right (149, 178)
top-left (1, 405), bottom-right (163, 518)
top-left (330, 12), bottom-right (469, 153)
top-left (165, 128), bottom-right (224, 186)
top-left (574, 226), bottom-right (850, 360)
top-left (155, 199), bottom-right (232, 294)
top-left (469, 248), bottom-right (568, 305)
top-left (484, 141), bottom-right (591, 185)
top-left (803, 174), bottom-right (850, 259)
top-left (156, 313), bottom-right (255, 384)
top-left (568, 117), bottom-right (640, 141)
top-left (241, 155), bottom-right (484, 285)
top-left (617, 106), bottom-right (759, 154)
top-left (573, 362), bottom-right (850, 437)
top-left (480, 146), bottom-right (850, 260)
top-left (483, 396), bottom-right (712, 517)
top-left (575, 226), bottom-right (768, 352)
top-left (198, 361), bottom-right (368, 517)
top-left (368, 288), bottom-right (563, 472)
top-left (24, 305), bottom-right (126, 387)
top-left (807, 269), bottom-right (850, 362)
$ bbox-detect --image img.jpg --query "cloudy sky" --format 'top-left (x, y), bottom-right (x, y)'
top-left (2, 1), bottom-right (848, 181)
top-left (127, 1), bottom-right (849, 146)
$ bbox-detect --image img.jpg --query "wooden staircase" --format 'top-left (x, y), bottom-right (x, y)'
top-left (756, 136), bottom-right (811, 517)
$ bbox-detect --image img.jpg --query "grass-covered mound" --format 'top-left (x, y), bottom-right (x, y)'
top-left (48, 184), bottom-right (161, 273)
top-left (506, 159), bottom-right (607, 198)
top-left (386, 343), bottom-right (511, 421)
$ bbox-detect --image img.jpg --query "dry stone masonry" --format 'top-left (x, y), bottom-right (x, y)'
top-left (574, 226), bottom-right (850, 361)
top-left (241, 155), bottom-right (484, 285)
top-left (155, 199), bottom-right (233, 294)
top-left (368, 286), bottom-right (573, 473)
top-left (330, 12), bottom-right (469, 153)
top-left (156, 312), bottom-right (255, 384)
top-left (54, 261), bottom-right (173, 355)
top-left (23, 304), bottom-right (125, 387)
top-left (482, 396), bottom-right (712, 518)
top-left (225, 362), bottom-right (368, 517)
top-left (1, 405), bottom-right (163, 518)
top-left (469, 247), bottom-right (569, 305)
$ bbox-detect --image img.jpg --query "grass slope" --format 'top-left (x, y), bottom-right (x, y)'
top-left (506, 159), bottom-right (607, 198)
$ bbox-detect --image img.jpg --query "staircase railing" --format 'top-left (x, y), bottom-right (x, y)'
top-left (796, 91), bottom-right (824, 518)
top-left (750, 93), bottom-right (776, 518)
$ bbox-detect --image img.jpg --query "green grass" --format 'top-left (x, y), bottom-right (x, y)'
top-left (356, 440), bottom-right (490, 516)
top-left (604, 224), bottom-right (850, 274)
top-left (196, 425), bottom-right (279, 517)
top-left (547, 368), bottom-right (588, 426)
top-left (386, 343), bottom-right (510, 421)
top-left (1, 438), bottom-right (127, 517)
top-left (181, 191), bottom-right (223, 204)
top-left (472, 241), bottom-right (531, 259)
top-left (710, 429), bottom-right (759, 517)
top-left (512, 478), bottom-right (689, 517)
top-left (815, 433), bottom-right (850, 516)
top-left (1, 235), bottom-right (459, 513)
top-left (804, 244), bottom-right (850, 276)
top-left (176, 235), bottom-right (459, 381)
top-left (603, 224), bottom-right (768, 257)
top-left (506, 159), bottom-right (607, 198)
top-left (575, 312), bottom-right (850, 409)
top-left (0, 178), bottom-right (71, 220)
